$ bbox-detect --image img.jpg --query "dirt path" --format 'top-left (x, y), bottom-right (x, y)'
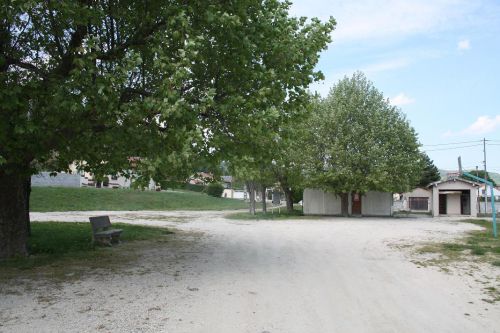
top-left (1, 212), bottom-right (499, 332)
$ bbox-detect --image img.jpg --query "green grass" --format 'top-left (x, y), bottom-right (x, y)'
top-left (30, 186), bottom-right (248, 212)
top-left (416, 219), bottom-right (500, 303)
top-left (418, 219), bottom-right (500, 266)
top-left (0, 222), bottom-right (173, 270)
top-left (225, 208), bottom-right (311, 220)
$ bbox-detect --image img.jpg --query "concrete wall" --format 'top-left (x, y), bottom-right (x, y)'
top-left (31, 172), bottom-right (81, 188)
top-left (401, 188), bottom-right (432, 212)
top-left (362, 192), bottom-right (393, 216)
top-left (303, 189), bottom-right (342, 215)
top-left (446, 193), bottom-right (461, 215)
top-left (223, 189), bottom-right (246, 200)
top-left (304, 189), bottom-right (392, 216)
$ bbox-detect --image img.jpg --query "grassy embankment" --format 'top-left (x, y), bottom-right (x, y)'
top-left (30, 186), bottom-right (247, 211)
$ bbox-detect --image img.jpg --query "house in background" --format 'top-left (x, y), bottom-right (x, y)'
top-left (429, 177), bottom-right (479, 217)
top-left (398, 187), bottom-right (432, 213)
top-left (303, 189), bottom-right (393, 216)
top-left (398, 177), bottom-right (480, 217)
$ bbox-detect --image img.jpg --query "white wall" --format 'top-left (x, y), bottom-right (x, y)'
top-left (446, 193), bottom-right (461, 215)
top-left (304, 189), bottom-right (392, 216)
top-left (303, 189), bottom-right (342, 215)
top-left (31, 172), bottom-right (81, 188)
top-left (362, 192), bottom-right (393, 216)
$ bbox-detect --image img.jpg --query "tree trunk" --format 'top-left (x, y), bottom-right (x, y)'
top-left (26, 177), bottom-right (31, 236)
top-left (261, 185), bottom-right (267, 214)
top-left (282, 186), bottom-right (294, 213)
top-left (0, 169), bottom-right (30, 259)
top-left (246, 181), bottom-right (256, 215)
top-left (340, 192), bottom-right (349, 217)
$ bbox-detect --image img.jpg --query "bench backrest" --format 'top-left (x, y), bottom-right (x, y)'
top-left (89, 216), bottom-right (112, 233)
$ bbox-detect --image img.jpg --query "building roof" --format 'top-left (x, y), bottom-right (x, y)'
top-left (428, 177), bottom-right (481, 188)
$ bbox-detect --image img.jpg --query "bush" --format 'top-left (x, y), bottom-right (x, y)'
top-left (185, 183), bottom-right (206, 192)
top-left (291, 187), bottom-right (304, 203)
top-left (206, 182), bottom-right (224, 197)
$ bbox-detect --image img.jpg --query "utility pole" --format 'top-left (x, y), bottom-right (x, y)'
top-left (483, 138), bottom-right (488, 214)
top-left (476, 165), bottom-right (480, 214)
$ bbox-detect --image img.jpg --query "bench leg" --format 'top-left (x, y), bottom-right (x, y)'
top-left (95, 237), bottom-right (112, 247)
top-left (111, 235), bottom-right (121, 244)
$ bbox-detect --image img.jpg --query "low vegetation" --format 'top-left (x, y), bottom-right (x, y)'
top-left (225, 208), bottom-right (311, 220)
top-left (418, 219), bottom-right (500, 266)
top-left (0, 222), bottom-right (173, 271)
top-left (30, 187), bottom-right (247, 212)
top-left (416, 219), bottom-right (500, 303)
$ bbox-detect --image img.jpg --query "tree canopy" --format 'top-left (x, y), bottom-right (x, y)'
top-left (305, 72), bottom-right (423, 194)
top-left (0, 0), bottom-right (335, 258)
top-left (416, 153), bottom-right (441, 187)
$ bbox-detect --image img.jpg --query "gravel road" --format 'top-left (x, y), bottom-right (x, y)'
top-left (1, 211), bottom-right (499, 332)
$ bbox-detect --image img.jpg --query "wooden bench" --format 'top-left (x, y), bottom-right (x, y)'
top-left (89, 216), bottom-right (123, 246)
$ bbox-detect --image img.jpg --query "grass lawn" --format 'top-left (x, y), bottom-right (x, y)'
top-left (30, 187), bottom-right (248, 212)
top-left (0, 222), bottom-right (173, 270)
top-left (225, 207), bottom-right (312, 220)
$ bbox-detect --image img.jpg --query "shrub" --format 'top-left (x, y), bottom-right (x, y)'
top-left (185, 183), bottom-right (206, 192)
top-left (206, 182), bottom-right (224, 197)
top-left (291, 187), bottom-right (304, 203)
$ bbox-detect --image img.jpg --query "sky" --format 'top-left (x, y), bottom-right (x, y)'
top-left (289, 0), bottom-right (500, 173)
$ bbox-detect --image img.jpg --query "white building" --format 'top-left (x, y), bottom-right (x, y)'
top-left (303, 189), bottom-right (393, 216)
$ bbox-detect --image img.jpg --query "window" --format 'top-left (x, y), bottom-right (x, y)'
top-left (409, 197), bottom-right (428, 211)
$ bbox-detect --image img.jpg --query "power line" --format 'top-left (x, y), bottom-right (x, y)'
top-left (421, 140), bottom-right (482, 147)
top-left (422, 144), bottom-right (483, 152)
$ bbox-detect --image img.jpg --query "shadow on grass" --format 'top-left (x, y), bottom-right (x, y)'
top-left (225, 208), bottom-right (313, 220)
top-left (0, 222), bottom-right (173, 271)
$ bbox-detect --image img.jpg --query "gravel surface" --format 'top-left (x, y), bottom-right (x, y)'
top-left (1, 211), bottom-right (499, 332)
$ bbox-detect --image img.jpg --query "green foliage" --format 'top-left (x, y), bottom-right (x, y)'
top-left (1, 1), bottom-right (335, 179)
top-left (30, 187), bottom-right (246, 211)
top-left (184, 183), bottom-right (206, 193)
top-left (206, 182), bottom-right (224, 197)
top-left (291, 187), bottom-right (304, 203)
top-left (417, 153), bottom-right (441, 187)
top-left (225, 209), bottom-right (307, 220)
top-left (305, 72), bottom-right (423, 194)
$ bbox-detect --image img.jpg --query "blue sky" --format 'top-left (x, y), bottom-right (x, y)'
top-left (290, 0), bottom-right (500, 173)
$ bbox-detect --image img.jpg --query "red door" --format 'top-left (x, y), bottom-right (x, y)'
top-left (352, 193), bottom-right (362, 215)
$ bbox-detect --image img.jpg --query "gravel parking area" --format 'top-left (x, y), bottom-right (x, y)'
top-left (1, 211), bottom-right (499, 332)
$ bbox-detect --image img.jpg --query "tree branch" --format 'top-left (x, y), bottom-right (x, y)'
top-left (96, 20), bottom-right (166, 61)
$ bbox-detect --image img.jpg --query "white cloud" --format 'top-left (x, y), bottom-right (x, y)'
top-left (390, 93), bottom-right (415, 106)
top-left (362, 58), bottom-right (411, 74)
top-left (457, 39), bottom-right (471, 50)
top-left (289, 0), bottom-right (490, 44)
top-left (442, 115), bottom-right (500, 137)
top-left (462, 115), bottom-right (500, 135)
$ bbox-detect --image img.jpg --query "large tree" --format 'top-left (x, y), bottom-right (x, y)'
top-left (0, 1), bottom-right (335, 258)
top-left (305, 72), bottom-right (422, 215)
top-left (417, 153), bottom-right (441, 187)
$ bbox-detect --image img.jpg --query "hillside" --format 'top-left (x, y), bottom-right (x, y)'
top-left (30, 187), bottom-right (247, 212)
top-left (439, 169), bottom-right (500, 184)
